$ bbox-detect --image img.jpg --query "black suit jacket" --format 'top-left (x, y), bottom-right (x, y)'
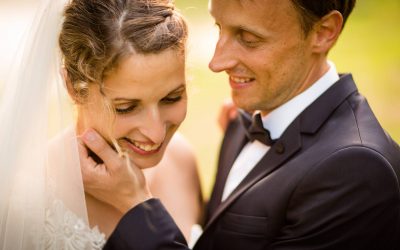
top-left (105, 74), bottom-right (400, 250)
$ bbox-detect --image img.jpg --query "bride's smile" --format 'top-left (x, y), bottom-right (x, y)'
top-left (76, 49), bottom-right (187, 169)
top-left (122, 137), bottom-right (163, 154)
top-left (0, 0), bottom-right (203, 246)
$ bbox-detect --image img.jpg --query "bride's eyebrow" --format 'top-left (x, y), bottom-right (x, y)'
top-left (112, 83), bottom-right (186, 102)
top-left (113, 99), bottom-right (140, 106)
top-left (166, 84), bottom-right (186, 96)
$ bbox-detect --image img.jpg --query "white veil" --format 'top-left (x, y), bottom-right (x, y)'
top-left (0, 0), bottom-right (105, 249)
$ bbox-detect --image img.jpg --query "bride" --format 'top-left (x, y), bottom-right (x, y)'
top-left (0, 0), bottom-right (202, 249)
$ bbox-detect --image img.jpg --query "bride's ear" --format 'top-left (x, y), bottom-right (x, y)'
top-left (61, 68), bottom-right (84, 104)
top-left (61, 68), bottom-right (75, 97)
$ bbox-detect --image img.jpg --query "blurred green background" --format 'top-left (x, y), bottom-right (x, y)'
top-left (0, 1), bottom-right (399, 199)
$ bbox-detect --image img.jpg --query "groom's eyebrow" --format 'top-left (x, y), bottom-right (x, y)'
top-left (112, 83), bottom-right (186, 102)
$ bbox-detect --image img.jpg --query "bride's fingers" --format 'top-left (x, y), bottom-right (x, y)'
top-left (78, 141), bottom-right (99, 186)
top-left (81, 129), bottom-right (121, 172)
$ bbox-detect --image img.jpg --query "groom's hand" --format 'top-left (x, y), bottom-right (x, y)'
top-left (218, 99), bottom-right (238, 132)
top-left (79, 129), bottom-right (152, 214)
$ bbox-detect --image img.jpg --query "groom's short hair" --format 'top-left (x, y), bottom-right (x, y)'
top-left (290, 0), bottom-right (357, 35)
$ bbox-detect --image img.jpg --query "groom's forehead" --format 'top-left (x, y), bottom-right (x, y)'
top-left (208, 0), bottom-right (294, 25)
top-left (208, 0), bottom-right (288, 13)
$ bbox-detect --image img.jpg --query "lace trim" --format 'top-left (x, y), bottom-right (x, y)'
top-left (44, 200), bottom-right (106, 250)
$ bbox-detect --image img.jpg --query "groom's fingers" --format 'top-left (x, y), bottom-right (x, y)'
top-left (218, 99), bottom-right (237, 131)
top-left (82, 129), bottom-right (121, 172)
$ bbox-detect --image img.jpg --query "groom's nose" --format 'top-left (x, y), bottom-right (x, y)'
top-left (209, 34), bottom-right (237, 73)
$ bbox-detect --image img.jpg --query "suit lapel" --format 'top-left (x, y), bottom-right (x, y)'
top-left (203, 74), bottom-right (359, 231)
top-left (206, 119), bottom-right (248, 219)
top-left (300, 74), bottom-right (358, 133)
top-left (204, 118), bottom-right (302, 230)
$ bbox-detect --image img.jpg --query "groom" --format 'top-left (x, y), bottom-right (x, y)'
top-left (82, 0), bottom-right (400, 249)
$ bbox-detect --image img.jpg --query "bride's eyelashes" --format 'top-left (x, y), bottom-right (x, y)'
top-left (161, 95), bottom-right (182, 104)
top-left (115, 105), bottom-right (137, 114)
top-left (114, 94), bottom-right (184, 115)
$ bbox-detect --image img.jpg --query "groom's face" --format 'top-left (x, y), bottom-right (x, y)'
top-left (209, 0), bottom-right (318, 115)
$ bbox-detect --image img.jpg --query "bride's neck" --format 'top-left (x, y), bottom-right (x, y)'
top-left (85, 193), bottom-right (123, 238)
top-left (75, 113), bottom-right (85, 135)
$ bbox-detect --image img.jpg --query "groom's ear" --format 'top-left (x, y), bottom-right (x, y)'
top-left (310, 10), bottom-right (343, 55)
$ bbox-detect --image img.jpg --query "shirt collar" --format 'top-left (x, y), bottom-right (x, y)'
top-left (261, 61), bottom-right (339, 139)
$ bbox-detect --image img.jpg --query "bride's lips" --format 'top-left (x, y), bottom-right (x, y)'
top-left (123, 138), bottom-right (163, 156)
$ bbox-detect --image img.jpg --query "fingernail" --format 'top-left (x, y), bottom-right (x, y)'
top-left (84, 130), bottom-right (96, 142)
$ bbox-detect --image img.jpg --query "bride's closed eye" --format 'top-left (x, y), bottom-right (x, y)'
top-left (161, 95), bottom-right (183, 104)
top-left (114, 99), bottom-right (139, 114)
top-left (160, 85), bottom-right (186, 106)
top-left (114, 85), bottom-right (186, 115)
top-left (115, 96), bottom-right (183, 114)
top-left (115, 104), bottom-right (138, 114)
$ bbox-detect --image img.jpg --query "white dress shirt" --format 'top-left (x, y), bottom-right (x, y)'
top-left (221, 61), bottom-right (340, 201)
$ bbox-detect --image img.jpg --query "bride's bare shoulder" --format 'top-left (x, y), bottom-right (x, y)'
top-left (148, 133), bottom-right (202, 240)
top-left (146, 132), bottom-right (198, 183)
top-left (165, 132), bottom-right (196, 164)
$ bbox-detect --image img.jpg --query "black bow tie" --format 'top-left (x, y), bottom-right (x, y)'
top-left (239, 111), bottom-right (276, 146)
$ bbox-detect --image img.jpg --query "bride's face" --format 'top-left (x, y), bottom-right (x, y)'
top-left (78, 49), bottom-right (187, 169)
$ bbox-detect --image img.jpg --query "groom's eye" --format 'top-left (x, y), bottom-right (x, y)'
top-left (238, 30), bottom-right (262, 48)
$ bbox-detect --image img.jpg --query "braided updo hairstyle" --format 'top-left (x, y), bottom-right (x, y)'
top-left (59, 0), bottom-right (188, 99)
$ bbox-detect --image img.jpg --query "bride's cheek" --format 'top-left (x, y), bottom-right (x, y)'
top-left (168, 101), bottom-right (187, 125)
top-left (112, 115), bottom-right (134, 136)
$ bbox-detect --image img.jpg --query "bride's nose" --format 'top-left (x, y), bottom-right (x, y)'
top-left (138, 107), bottom-right (166, 144)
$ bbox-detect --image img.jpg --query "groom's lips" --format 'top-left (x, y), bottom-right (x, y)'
top-left (229, 76), bottom-right (256, 90)
top-left (123, 138), bottom-right (162, 156)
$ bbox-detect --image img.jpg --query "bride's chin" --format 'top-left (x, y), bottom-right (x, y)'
top-left (131, 159), bottom-right (161, 169)
top-left (125, 151), bottom-right (164, 169)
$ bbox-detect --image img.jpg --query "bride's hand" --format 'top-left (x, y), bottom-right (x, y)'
top-left (78, 129), bottom-right (152, 214)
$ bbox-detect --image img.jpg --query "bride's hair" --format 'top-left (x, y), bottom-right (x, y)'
top-left (59, 0), bottom-right (188, 99)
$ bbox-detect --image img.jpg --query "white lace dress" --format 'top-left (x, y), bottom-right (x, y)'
top-left (44, 128), bottom-right (107, 249)
top-left (44, 200), bottom-right (106, 250)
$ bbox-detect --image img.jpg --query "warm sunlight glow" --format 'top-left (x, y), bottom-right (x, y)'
top-left (0, 2), bottom-right (36, 86)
